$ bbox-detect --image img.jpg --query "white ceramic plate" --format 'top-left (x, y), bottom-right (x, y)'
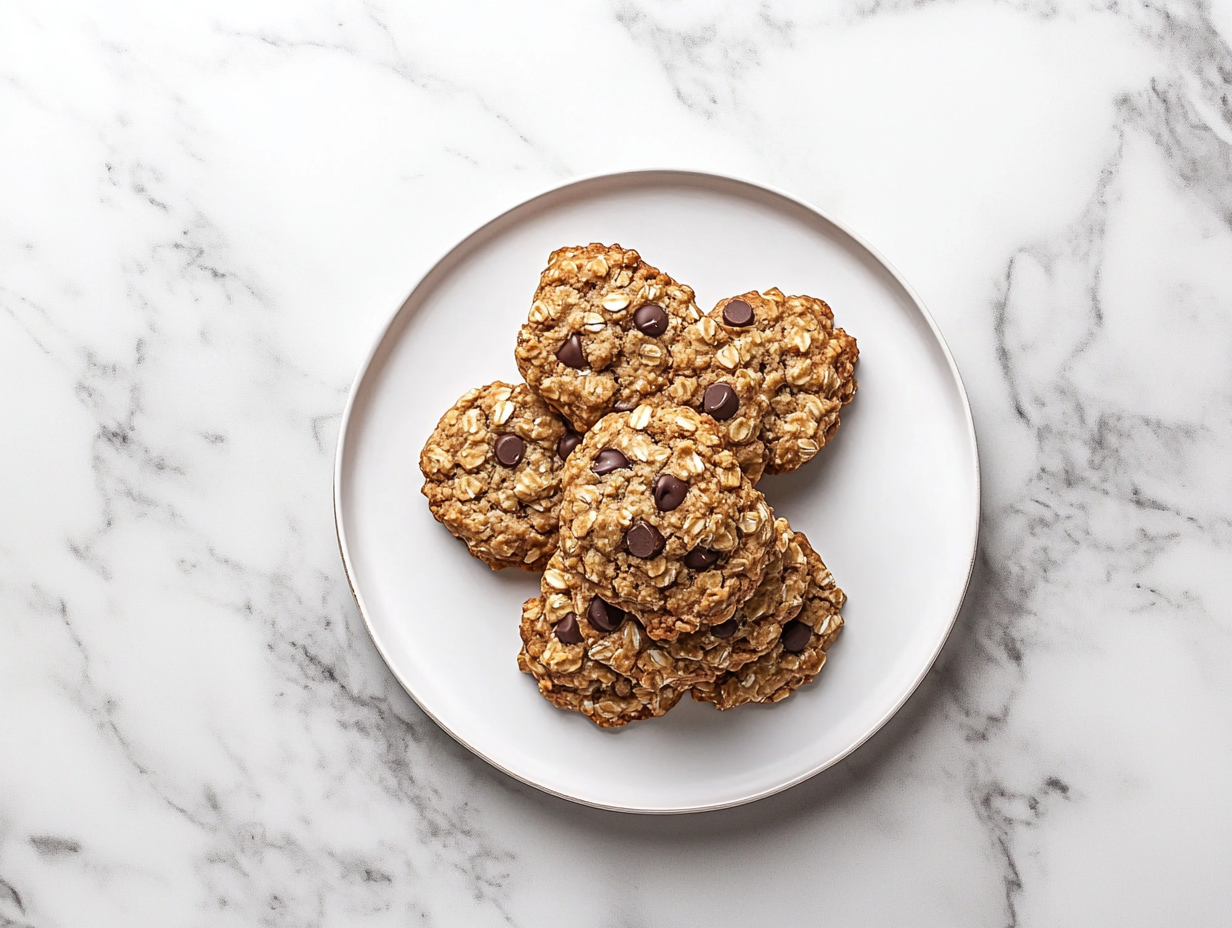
top-left (335, 170), bottom-right (979, 813)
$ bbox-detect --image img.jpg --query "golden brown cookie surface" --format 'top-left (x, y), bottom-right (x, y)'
top-left (517, 595), bottom-right (681, 728)
top-left (419, 381), bottom-right (574, 571)
top-left (669, 289), bottom-right (858, 477)
top-left (551, 404), bottom-right (778, 640)
top-left (691, 531), bottom-right (845, 709)
top-left (515, 244), bottom-right (701, 431)
top-left (546, 519), bottom-right (813, 691)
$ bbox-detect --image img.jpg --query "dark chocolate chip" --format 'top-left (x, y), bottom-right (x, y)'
top-left (710, 618), bottom-right (738, 639)
top-left (557, 430), bottom-right (582, 460)
top-left (554, 612), bottom-right (583, 645)
top-left (722, 299), bottom-right (754, 327)
top-left (592, 448), bottom-right (630, 475)
top-left (702, 382), bottom-right (739, 421)
top-left (625, 521), bottom-right (665, 559)
top-left (780, 619), bottom-right (812, 653)
top-left (556, 333), bottom-right (586, 369)
top-left (493, 434), bottom-right (525, 467)
top-left (653, 474), bottom-right (688, 511)
top-left (587, 598), bottom-right (625, 633)
top-left (632, 303), bottom-right (669, 336)
top-left (683, 547), bottom-right (720, 570)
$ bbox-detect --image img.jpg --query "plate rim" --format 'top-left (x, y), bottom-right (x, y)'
top-left (333, 168), bottom-right (981, 814)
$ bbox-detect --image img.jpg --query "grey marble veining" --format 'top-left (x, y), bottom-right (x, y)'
top-left (1, 0), bottom-right (1230, 925)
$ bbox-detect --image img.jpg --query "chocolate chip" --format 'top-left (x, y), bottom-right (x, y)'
top-left (722, 299), bottom-right (754, 327)
top-left (702, 383), bottom-right (739, 421)
top-left (683, 547), bottom-right (719, 570)
top-left (592, 448), bottom-right (630, 475)
top-left (556, 333), bottom-right (586, 369)
top-left (554, 612), bottom-right (583, 645)
top-left (493, 434), bottom-right (525, 467)
top-left (780, 619), bottom-right (812, 653)
top-left (710, 618), bottom-right (738, 639)
top-left (625, 521), bottom-right (665, 558)
top-left (653, 474), bottom-right (688, 511)
top-left (557, 430), bottom-right (582, 460)
top-left (587, 598), bottom-right (625, 633)
top-left (632, 303), bottom-right (669, 336)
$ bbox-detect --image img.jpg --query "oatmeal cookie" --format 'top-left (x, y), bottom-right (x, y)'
top-left (552, 403), bottom-right (778, 640)
top-left (668, 288), bottom-right (859, 477)
top-left (420, 381), bottom-right (578, 571)
top-left (691, 532), bottom-right (845, 709)
top-left (538, 551), bottom-right (649, 678)
top-left (514, 244), bottom-right (702, 431)
top-left (517, 595), bottom-right (682, 728)
top-left (543, 519), bottom-right (812, 691)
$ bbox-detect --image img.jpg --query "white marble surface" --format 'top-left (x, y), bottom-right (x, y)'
top-left (2, 0), bottom-right (1230, 924)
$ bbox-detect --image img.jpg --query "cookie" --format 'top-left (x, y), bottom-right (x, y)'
top-left (640, 518), bottom-right (813, 687)
top-left (666, 291), bottom-right (777, 482)
top-left (668, 288), bottom-right (859, 478)
top-left (691, 532), bottom-right (845, 709)
top-left (537, 554), bottom-right (648, 678)
top-left (420, 381), bottom-right (577, 571)
top-left (514, 244), bottom-right (702, 431)
top-left (544, 518), bottom-right (812, 691)
top-left (517, 595), bottom-right (682, 727)
top-left (552, 403), bottom-right (778, 640)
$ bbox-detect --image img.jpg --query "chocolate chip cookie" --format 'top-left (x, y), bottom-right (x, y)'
top-left (517, 595), bottom-right (682, 727)
top-left (552, 403), bottom-right (778, 640)
top-left (420, 381), bottom-right (578, 571)
top-left (514, 244), bottom-right (702, 431)
top-left (544, 518), bottom-right (812, 691)
top-left (691, 532), bottom-right (845, 709)
top-left (637, 517), bottom-right (813, 688)
top-left (668, 288), bottom-right (859, 477)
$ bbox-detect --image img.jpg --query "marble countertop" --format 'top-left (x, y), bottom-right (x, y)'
top-left (3, 1), bottom-right (1230, 925)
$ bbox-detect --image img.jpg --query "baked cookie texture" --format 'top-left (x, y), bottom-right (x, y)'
top-left (418, 248), bottom-right (858, 728)
top-left (691, 531), bottom-right (845, 709)
top-left (517, 594), bottom-right (683, 727)
top-left (420, 381), bottom-right (572, 571)
top-left (545, 518), bottom-right (813, 692)
top-left (643, 518), bottom-right (813, 687)
top-left (514, 244), bottom-right (702, 431)
top-left (552, 403), bottom-right (777, 640)
top-left (669, 288), bottom-right (859, 477)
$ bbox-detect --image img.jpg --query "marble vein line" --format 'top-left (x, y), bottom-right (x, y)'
top-left (953, 3), bottom-right (1232, 920)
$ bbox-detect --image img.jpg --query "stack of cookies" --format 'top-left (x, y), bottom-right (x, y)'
top-left (419, 244), bottom-right (858, 727)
